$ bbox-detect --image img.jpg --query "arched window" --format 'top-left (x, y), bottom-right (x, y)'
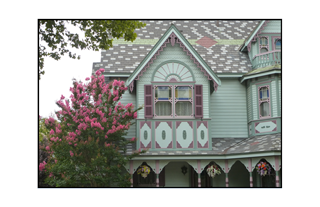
top-left (275, 38), bottom-right (281, 49)
top-left (260, 37), bottom-right (268, 46)
top-left (260, 48), bottom-right (268, 54)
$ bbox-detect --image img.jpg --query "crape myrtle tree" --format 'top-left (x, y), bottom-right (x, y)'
top-left (39, 68), bottom-right (146, 187)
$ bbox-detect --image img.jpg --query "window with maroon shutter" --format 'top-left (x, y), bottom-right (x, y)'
top-left (144, 85), bottom-right (153, 118)
top-left (194, 85), bottom-right (203, 118)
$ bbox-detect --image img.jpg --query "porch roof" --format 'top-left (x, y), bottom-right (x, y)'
top-left (127, 133), bottom-right (281, 157)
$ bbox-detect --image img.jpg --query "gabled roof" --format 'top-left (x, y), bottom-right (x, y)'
top-left (239, 20), bottom-right (270, 52)
top-left (125, 24), bottom-right (221, 90)
top-left (92, 20), bottom-right (259, 76)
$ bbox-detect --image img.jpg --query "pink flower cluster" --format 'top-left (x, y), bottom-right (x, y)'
top-left (39, 161), bottom-right (46, 171)
top-left (70, 151), bottom-right (74, 157)
top-left (91, 121), bottom-right (104, 130)
top-left (45, 117), bottom-right (56, 126)
top-left (95, 68), bottom-right (105, 76)
top-left (50, 137), bottom-right (59, 142)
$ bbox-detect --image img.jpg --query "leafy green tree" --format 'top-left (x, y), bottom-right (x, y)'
top-left (39, 68), bottom-right (146, 187)
top-left (39, 20), bottom-right (146, 79)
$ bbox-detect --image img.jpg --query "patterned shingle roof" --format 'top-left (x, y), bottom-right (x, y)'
top-left (92, 20), bottom-right (260, 74)
top-left (125, 133), bottom-right (281, 156)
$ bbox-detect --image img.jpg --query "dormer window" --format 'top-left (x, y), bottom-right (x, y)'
top-left (155, 86), bottom-right (172, 117)
top-left (259, 36), bottom-right (269, 54)
top-left (260, 37), bottom-right (268, 46)
top-left (144, 84), bottom-right (202, 119)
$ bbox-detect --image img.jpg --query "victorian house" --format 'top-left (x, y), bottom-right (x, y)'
top-left (92, 20), bottom-right (282, 187)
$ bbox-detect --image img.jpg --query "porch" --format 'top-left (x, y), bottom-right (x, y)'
top-left (125, 157), bottom-right (282, 188)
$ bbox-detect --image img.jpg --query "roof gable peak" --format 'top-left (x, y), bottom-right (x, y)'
top-left (126, 24), bottom-right (221, 92)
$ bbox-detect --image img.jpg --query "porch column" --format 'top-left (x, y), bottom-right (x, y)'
top-left (225, 173), bottom-right (229, 187)
top-left (248, 158), bottom-right (253, 187)
top-left (225, 160), bottom-right (229, 187)
top-left (197, 160), bottom-right (201, 187)
top-left (275, 156), bottom-right (281, 187)
top-left (155, 160), bottom-right (160, 187)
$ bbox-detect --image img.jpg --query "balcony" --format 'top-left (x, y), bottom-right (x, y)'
top-left (252, 50), bottom-right (281, 70)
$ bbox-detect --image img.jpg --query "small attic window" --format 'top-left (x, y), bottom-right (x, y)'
top-left (260, 37), bottom-right (268, 46)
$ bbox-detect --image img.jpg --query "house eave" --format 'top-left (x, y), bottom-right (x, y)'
top-left (240, 68), bottom-right (281, 83)
top-left (240, 20), bottom-right (265, 52)
top-left (125, 24), bottom-right (221, 88)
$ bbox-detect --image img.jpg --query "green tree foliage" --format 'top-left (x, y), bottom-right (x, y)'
top-left (39, 20), bottom-right (146, 79)
top-left (39, 69), bottom-right (146, 187)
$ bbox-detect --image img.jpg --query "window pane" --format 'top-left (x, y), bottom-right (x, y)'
top-left (175, 86), bottom-right (192, 100)
top-left (155, 102), bottom-right (172, 116)
top-left (275, 39), bottom-right (281, 49)
top-left (260, 37), bottom-right (267, 46)
top-left (176, 101), bottom-right (192, 116)
top-left (260, 102), bottom-right (269, 117)
top-left (155, 86), bottom-right (171, 100)
top-left (260, 87), bottom-right (269, 99)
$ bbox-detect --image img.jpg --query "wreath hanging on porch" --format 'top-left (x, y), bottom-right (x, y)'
top-left (137, 165), bottom-right (151, 178)
top-left (206, 164), bottom-right (221, 178)
top-left (256, 161), bottom-right (272, 176)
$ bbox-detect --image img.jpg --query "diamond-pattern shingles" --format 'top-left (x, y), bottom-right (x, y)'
top-left (195, 36), bottom-right (217, 48)
top-left (93, 20), bottom-right (260, 74)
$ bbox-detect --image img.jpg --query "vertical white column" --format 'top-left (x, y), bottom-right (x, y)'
top-left (156, 160), bottom-right (159, 187)
top-left (197, 160), bottom-right (201, 187)
top-left (275, 156), bottom-right (281, 187)
top-left (249, 158), bottom-right (253, 187)
top-left (225, 160), bottom-right (229, 187)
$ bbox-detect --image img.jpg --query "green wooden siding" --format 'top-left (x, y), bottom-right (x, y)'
top-left (252, 85), bottom-right (258, 120)
top-left (261, 20), bottom-right (281, 33)
top-left (279, 79), bottom-right (281, 114)
top-left (210, 78), bottom-right (248, 138)
top-left (164, 161), bottom-right (190, 187)
top-left (247, 83), bottom-right (253, 122)
top-left (120, 90), bottom-right (137, 139)
top-left (271, 80), bottom-right (278, 117)
top-left (136, 43), bottom-right (210, 119)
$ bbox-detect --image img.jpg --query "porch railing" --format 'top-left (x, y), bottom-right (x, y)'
top-left (252, 50), bottom-right (281, 70)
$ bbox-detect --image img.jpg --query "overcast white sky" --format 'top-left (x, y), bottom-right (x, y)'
top-left (39, 50), bottom-right (100, 118)
top-left (39, 23), bottom-right (103, 118)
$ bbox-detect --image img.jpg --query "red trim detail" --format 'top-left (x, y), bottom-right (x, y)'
top-left (155, 121), bottom-right (161, 129)
top-left (144, 85), bottom-right (153, 118)
top-left (195, 85), bottom-right (203, 118)
top-left (176, 121), bottom-right (181, 128)
top-left (197, 141), bottom-right (208, 148)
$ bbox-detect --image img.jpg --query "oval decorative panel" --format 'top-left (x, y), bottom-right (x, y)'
top-left (162, 130), bottom-right (166, 140)
top-left (182, 130), bottom-right (187, 140)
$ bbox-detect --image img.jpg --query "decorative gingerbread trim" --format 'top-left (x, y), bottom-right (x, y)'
top-left (248, 21), bottom-right (270, 53)
top-left (129, 32), bottom-right (218, 91)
